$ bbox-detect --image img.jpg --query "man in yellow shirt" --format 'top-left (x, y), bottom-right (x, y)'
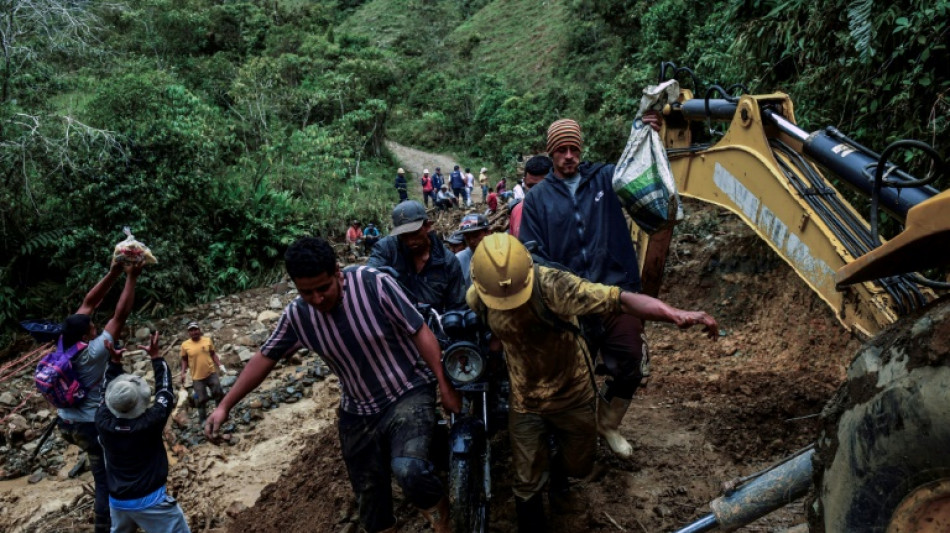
top-left (467, 234), bottom-right (718, 531)
top-left (180, 321), bottom-right (226, 424)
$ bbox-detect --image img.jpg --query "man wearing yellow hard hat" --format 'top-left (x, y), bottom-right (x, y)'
top-left (467, 234), bottom-right (718, 531)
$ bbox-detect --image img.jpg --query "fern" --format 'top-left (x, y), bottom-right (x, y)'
top-left (848, 0), bottom-right (875, 62)
top-left (18, 228), bottom-right (75, 257)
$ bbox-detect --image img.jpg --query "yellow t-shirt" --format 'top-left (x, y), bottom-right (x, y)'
top-left (180, 337), bottom-right (217, 381)
top-left (466, 266), bottom-right (621, 414)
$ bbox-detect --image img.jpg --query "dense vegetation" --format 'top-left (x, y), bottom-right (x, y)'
top-left (1, 0), bottom-right (947, 344)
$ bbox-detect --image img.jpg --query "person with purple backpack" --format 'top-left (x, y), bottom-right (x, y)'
top-left (53, 260), bottom-right (144, 533)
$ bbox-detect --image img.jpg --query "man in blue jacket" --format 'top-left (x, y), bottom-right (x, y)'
top-left (449, 165), bottom-right (466, 206)
top-left (368, 200), bottom-right (466, 313)
top-left (431, 167), bottom-right (445, 194)
top-left (519, 116), bottom-right (661, 459)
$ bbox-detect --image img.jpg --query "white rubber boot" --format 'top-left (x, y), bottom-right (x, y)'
top-left (597, 396), bottom-right (633, 458)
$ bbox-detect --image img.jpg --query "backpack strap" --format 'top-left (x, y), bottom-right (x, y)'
top-left (528, 265), bottom-right (603, 400)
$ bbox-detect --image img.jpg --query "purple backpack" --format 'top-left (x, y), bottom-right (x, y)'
top-left (35, 338), bottom-right (90, 408)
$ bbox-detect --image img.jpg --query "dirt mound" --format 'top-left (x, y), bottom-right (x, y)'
top-left (222, 200), bottom-right (863, 532)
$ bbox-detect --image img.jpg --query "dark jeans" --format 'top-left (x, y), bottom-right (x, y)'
top-left (596, 313), bottom-right (649, 400)
top-left (59, 419), bottom-right (110, 532)
top-left (338, 384), bottom-right (443, 532)
top-left (193, 373), bottom-right (223, 407)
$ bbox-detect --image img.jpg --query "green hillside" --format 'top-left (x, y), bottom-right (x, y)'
top-left (445, 0), bottom-right (571, 91)
top-left (0, 0), bottom-right (946, 344)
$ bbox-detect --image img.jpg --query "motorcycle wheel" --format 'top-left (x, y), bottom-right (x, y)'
top-left (449, 452), bottom-right (486, 533)
top-left (809, 297), bottom-right (950, 532)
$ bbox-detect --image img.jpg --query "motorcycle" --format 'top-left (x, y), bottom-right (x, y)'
top-left (425, 306), bottom-right (510, 533)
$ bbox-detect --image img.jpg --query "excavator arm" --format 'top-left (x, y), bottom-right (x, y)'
top-left (634, 88), bottom-right (945, 338)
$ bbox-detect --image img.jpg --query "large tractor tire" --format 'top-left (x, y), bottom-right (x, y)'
top-left (809, 296), bottom-right (950, 532)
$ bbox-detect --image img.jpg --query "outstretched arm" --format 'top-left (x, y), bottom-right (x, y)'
top-left (619, 291), bottom-right (719, 340)
top-left (205, 352), bottom-right (276, 439)
top-left (103, 262), bottom-right (144, 339)
top-left (76, 262), bottom-right (124, 315)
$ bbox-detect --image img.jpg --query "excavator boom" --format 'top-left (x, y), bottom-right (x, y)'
top-left (636, 89), bottom-right (946, 338)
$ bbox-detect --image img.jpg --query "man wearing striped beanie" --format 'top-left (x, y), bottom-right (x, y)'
top-left (518, 114), bottom-right (662, 460)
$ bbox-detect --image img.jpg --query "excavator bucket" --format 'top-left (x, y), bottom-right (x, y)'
top-left (835, 190), bottom-right (950, 287)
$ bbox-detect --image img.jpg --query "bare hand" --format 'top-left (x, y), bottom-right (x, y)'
top-left (440, 383), bottom-right (462, 414)
top-left (642, 110), bottom-right (664, 132)
top-left (204, 406), bottom-right (230, 442)
top-left (104, 340), bottom-right (126, 363)
top-left (139, 331), bottom-right (161, 359)
top-left (123, 261), bottom-right (146, 277)
top-left (673, 311), bottom-right (719, 340)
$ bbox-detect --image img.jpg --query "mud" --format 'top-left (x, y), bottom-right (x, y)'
top-left (223, 200), bottom-right (863, 532)
top-left (1, 190), bottom-right (874, 532)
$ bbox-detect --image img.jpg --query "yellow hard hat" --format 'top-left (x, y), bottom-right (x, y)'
top-left (471, 234), bottom-right (534, 310)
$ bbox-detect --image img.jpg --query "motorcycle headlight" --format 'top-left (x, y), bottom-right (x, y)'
top-left (442, 342), bottom-right (485, 385)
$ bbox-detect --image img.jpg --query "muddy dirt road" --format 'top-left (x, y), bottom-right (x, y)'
top-left (227, 199), bottom-right (860, 533)
top-left (0, 141), bottom-right (862, 532)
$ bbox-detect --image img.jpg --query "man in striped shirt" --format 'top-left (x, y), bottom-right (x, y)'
top-left (205, 237), bottom-right (461, 533)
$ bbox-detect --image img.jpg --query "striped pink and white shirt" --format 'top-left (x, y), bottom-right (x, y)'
top-left (261, 266), bottom-right (436, 415)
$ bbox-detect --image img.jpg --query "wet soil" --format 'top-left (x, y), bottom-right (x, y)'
top-left (224, 199), bottom-right (863, 533)
top-left (0, 153), bottom-right (868, 532)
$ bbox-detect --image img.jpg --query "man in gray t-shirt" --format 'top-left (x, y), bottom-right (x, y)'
top-left (56, 260), bottom-right (144, 533)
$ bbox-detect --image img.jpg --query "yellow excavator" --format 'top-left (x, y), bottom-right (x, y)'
top-left (632, 64), bottom-right (949, 532)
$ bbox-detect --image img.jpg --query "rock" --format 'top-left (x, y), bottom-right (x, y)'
top-left (248, 399), bottom-right (263, 409)
top-left (257, 310), bottom-right (281, 323)
top-left (173, 411), bottom-right (190, 429)
top-left (22, 441), bottom-right (38, 453)
top-left (23, 429), bottom-right (37, 441)
top-left (36, 409), bottom-right (51, 420)
top-left (226, 501), bottom-right (248, 518)
top-left (235, 336), bottom-right (255, 347)
top-left (237, 347), bottom-right (254, 363)
top-left (0, 392), bottom-right (17, 406)
top-left (269, 297), bottom-right (283, 309)
top-left (220, 376), bottom-right (237, 388)
top-left (134, 327), bottom-right (152, 341)
top-left (211, 319), bottom-right (225, 330)
top-left (287, 353), bottom-right (303, 366)
top-left (5, 414), bottom-right (29, 436)
top-left (28, 470), bottom-right (46, 484)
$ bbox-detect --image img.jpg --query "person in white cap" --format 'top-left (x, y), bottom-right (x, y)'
top-left (420, 169), bottom-right (434, 207)
top-left (96, 331), bottom-right (190, 533)
top-left (394, 167), bottom-right (408, 202)
top-left (478, 167), bottom-right (490, 202)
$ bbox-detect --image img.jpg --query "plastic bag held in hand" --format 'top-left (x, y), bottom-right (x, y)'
top-left (112, 227), bottom-right (157, 266)
top-left (612, 79), bottom-right (684, 234)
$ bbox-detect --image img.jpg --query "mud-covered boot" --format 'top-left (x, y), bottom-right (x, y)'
top-left (597, 396), bottom-right (633, 458)
top-left (515, 494), bottom-right (546, 533)
top-left (197, 405), bottom-right (207, 427)
top-left (419, 497), bottom-right (450, 533)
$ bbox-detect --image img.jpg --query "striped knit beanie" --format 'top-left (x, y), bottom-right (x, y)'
top-left (546, 119), bottom-right (583, 155)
